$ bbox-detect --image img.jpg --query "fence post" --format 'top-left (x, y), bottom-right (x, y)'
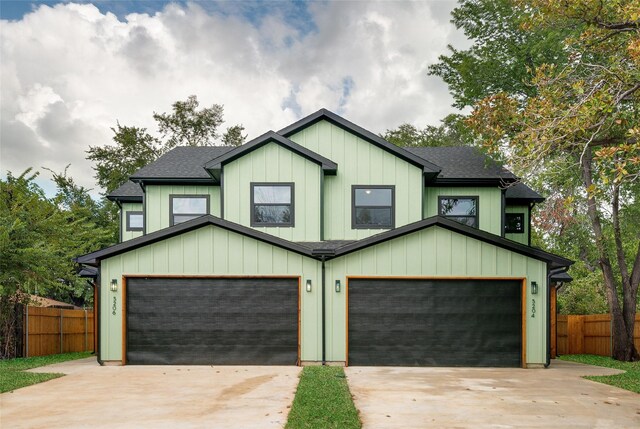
top-left (84, 309), bottom-right (88, 352)
top-left (25, 305), bottom-right (29, 358)
top-left (60, 309), bottom-right (63, 354)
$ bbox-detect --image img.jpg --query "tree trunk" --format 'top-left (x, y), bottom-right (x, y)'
top-left (581, 148), bottom-right (638, 361)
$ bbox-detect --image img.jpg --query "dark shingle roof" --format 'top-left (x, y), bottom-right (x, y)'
top-left (107, 180), bottom-right (143, 202)
top-left (405, 147), bottom-right (516, 181)
top-left (130, 146), bottom-right (233, 180)
top-left (296, 240), bottom-right (357, 250)
top-left (505, 183), bottom-right (544, 202)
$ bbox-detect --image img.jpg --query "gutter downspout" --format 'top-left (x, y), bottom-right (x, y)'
top-left (321, 256), bottom-right (326, 365)
top-left (96, 269), bottom-right (103, 365)
top-left (546, 267), bottom-right (565, 368)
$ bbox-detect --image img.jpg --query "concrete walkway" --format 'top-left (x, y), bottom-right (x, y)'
top-left (1, 357), bottom-right (301, 429)
top-left (346, 360), bottom-right (640, 429)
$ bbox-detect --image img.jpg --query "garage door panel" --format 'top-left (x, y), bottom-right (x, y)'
top-left (126, 277), bottom-right (298, 365)
top-left (348, 279), bottom-right (521, 367)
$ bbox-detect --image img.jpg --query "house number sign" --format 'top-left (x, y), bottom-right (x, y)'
top-left (531, 298), bottom-right (536, 318)
top-left (112, 296), bottom-right (117, 316)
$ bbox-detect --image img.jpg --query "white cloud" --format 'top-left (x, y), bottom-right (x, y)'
top-left (0, 1), bottom-right (466, 195)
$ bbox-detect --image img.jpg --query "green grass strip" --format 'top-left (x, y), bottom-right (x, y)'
top-left (559, 354), bottom-right (640, 394)
top-left (286, 366), bottom-right (361, 429)
top-left (0, 352), bottom-right (92, 393)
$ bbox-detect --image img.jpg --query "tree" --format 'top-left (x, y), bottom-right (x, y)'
top-left (88, 96), bottom-right (244, 198)
top-left (382, 114), bottom-right (475, 147)
top-left (87, 124), bottom-right (162, 195)
top-left (460, 0), bottom-right (640, 361)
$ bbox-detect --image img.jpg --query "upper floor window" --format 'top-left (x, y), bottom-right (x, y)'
top-left (126, 211), bottom-right (143, 232)
top-left (352, 186), bottom-right (395, 229)
top-left (439, 196), bottom-right (478, 228)
top-left (251, 183), bottom-right (294, 227)
top-left (170, 195), bottom-right (209, 226)
top-left (505, 213), bottom-right (525, 233)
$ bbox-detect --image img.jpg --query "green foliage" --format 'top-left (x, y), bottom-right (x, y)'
top-left (557, 269), bottom-right (609, 315)
top-left (86, 124), bottom-right (161, 195)
top-left (558, 354), bottom-right (640, 393)
top-left (153, 95), bottom-right (224, 148)
top-left (222, 124), bottom-right (247, 147)
top-left (286, 366), bottom-right (361, 429)
top-left (0, 351), bottom-right (91, 393)
top-left (428, 0), bottom-right (570, 109)
top-left (382, 114), bottom-right (475, 147)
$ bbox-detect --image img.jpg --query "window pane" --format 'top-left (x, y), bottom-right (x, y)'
top-left (254, 205), bottom-right (291, 224)
top-left (173, 214), bottom-right (202, 224)
top-left (173, 197), bottom-right (207, 214)
top-left (506, 213), bottom-right (524, 233)
top-left (128, 214), bottom-right (143, 229)
top-left (439, 198), bottom-right (476, 216)
top-left (254, 186), bottom-right (291, 204)
top-left (355, 188), bottom-right (392, 206)
top-left (355, 207), bottom-right (392, 226)
top-left (447, 216), bottom-right (477, 227)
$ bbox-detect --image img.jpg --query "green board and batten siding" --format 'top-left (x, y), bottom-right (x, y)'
top-left (120, 202), bottom-right (143, 242)
top-left (323, 226), bottom-right (547, 365)
top-left (100, 224), bottom-right (548, 366)
top-left (505, 205), bottom-right (530, 245)
top-left (288, 120), bottom-right (424, 240)
top-left (145, 185), bottom-right (220, 234)
top-left (223, 142), bottom-right (322, 241)
top-left (424, 187), bottom-right (503, 235)
top-left (99, 224), bottom-right (322, 362)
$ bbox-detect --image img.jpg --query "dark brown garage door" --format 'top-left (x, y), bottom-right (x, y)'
top-left (126, 277), bottom-right (298, 365)
top-left (348, 279), bottom-right (522, 367)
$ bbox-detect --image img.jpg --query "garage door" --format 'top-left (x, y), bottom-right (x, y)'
top-left (126, 277), bottom-right (298, 365)
top-left (348, 279), bottom-right (522, 367)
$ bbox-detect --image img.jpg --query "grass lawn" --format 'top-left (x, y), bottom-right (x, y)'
top-left (286, 366), bottom-right (361, 429)
top-left (0, 352), bottom-right (92, 393)
top-left (558, 354), bottom-right (640, 394)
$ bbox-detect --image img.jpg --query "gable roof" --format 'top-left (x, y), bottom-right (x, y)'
top-left (278, 108), bottom-right (442, 177)
top-left (77, 214), bottom-right (572, 270)
top-left (204, 131), bottom-right (338, 180)
top-left (130, 146), bottom-right (233, 183)
top-left (405, 146), bottom-right (517, 184)
top-left (107, 180), bottom-right (143, 202)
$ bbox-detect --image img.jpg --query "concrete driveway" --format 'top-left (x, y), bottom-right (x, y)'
top-left (346, 360), bottom-right (640, 429)
top-left (1, 357), bottom-right (301, 429)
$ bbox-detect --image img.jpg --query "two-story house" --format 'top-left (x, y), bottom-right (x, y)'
top-left (77, 109), bottom-right (572, 368)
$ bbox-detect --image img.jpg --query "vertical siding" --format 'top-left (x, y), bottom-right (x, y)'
top-left (145, 185), bottom-right (220, 233)
top-left (324, 226), bottom-right (548, 365)
top-left (223, 142), bottom-right (322, 241)
top-left (288, 120), bottom-right (424, 240)
top-left (424, 186), bottom-right (503, 235)
top-left (505, 205), bottom-right (530, 245)
top-left (100, 225), bottom-right (322, 362)
top-left (120, 203), bottom-right (143, 242)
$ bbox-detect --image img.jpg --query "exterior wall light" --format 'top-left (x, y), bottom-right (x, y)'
top-left (110, 279), bottom-right (118, 292)
top-left (335, 280), bottom-right (341, 293)
top-left (531, 281), bottom-right (538, 295)
top-left (306, 279), bottom-right (312, 292)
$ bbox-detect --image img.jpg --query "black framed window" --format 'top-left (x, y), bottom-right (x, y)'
top-left (438, 196), bottom-right (478, 228)
top-left (505, 213), bottom-right (525, 233)
top-left (170, 195), bottom-right (210, 226)
top-left (126, 211), bottom-right (143, 231)
top-left (352, 186), bottom-right (395, 229)
top-left (251, 183), bottom-right (294, 227)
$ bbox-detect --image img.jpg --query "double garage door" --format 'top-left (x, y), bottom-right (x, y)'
top-left (348, 279), bottom-right (523, 367)
top-left (124, 277), bottom-right (522, 367)
top-left (125, 277), bottom-right (299, 365)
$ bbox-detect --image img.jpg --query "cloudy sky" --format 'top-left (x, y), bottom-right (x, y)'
top-left (1, 0), bottom-right (467, 196)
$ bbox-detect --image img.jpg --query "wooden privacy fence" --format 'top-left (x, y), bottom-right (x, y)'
top-left (23, 307), bottom-right (94, 357)
top-left (557, 314), bottom-right (640, 356)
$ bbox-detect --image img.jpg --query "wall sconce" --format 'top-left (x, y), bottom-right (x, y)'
top-left (110, 279), bottom-right (118, 292)
top-left (531, 281), bottom-right (538, 295)
top-left (335, 280), bottom-right (341, 293)
top-left (305, 279), bottom-right (312, 293)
